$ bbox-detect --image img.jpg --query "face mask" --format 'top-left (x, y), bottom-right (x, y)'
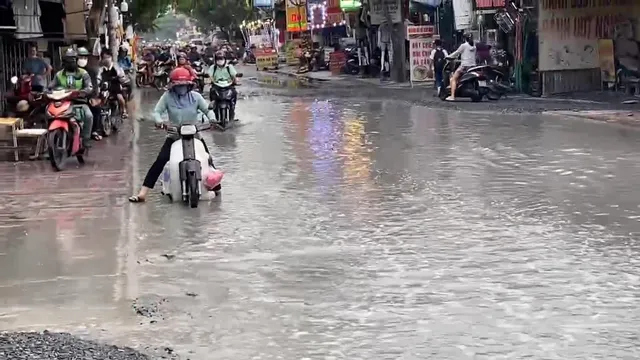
top-left (216, 60), bottom-right (225, 66)
top-left (77, 58), bottom-right (88, 68)
top-left (174, 85), bottom-right (189, 96)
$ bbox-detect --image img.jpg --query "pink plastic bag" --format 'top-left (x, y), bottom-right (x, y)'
top-left (203, 169), bottom-right (223, 190)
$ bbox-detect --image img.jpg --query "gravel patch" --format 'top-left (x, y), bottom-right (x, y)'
top-left (0, 331), bottom-right (149, 360)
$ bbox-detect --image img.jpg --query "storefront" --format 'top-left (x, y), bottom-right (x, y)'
top-left (538, 0), bottom-right (640, 94)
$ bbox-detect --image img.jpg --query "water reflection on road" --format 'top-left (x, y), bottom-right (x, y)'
top-left (0, 79), bottom-right (640, 359)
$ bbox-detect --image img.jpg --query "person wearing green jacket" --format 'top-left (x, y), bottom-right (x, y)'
top-left (48, 48), bottom-right (94, 147)
top-left (129, 67), bottom-right (217, 203)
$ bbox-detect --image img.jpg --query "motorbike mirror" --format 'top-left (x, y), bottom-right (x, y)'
top-left (236, 73), bottom-right (243, 78)
top-left (10, 76), bottom-right (18, 84)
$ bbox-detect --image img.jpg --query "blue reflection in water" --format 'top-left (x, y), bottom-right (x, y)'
top-left (308, 100), bottom-right (342, 193)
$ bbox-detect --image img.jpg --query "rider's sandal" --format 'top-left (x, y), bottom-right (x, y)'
top-left (92, 132), bottom-right (102, 141)
top-left (128, 196), bottom-right (146, 203)
top-left (122, 112), bottom-right (129, 119)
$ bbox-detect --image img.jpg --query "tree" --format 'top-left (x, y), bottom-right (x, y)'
top-left (175, 0), bottom-right (253, 33)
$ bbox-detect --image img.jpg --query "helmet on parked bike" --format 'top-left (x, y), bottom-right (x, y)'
top-left (169, 67), bottom-right (193, 86)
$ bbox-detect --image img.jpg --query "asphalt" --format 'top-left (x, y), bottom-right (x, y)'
top-left (1, 65), bottom-right (640, 359)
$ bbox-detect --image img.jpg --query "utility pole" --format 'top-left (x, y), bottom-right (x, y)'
top-left (107, 0), bottom-right (119, 52)
top-left (379, 0), bottom-right (407, 82)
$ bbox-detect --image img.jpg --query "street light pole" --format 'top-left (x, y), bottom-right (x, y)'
top-left (107, 0), bottom-right (119, 51)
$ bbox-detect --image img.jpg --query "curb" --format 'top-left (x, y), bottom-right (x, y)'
top-left (544, 110), bottom-right (640, 127)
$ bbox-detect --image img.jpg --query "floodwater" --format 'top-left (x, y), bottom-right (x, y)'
top-left (1, 68), bottom-right (640, 359)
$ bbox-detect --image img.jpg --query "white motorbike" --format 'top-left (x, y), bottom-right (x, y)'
top-left (160, 122), bottom-right (214, 208)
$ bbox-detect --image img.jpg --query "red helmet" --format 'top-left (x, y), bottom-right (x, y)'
top-left (169, 67), bottom-right (193, 86)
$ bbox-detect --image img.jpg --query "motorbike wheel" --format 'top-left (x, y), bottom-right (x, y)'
top-left (102, 109), bottom-right (113, 137)
top-left (47, 129), bottom-right (69, 171)
top-left (110, 102), bottom-right (122, 133)
top-left (438, 87), bottom-right (449, 101)
top-left (487, 91), bottom-right (502, 101)
top-left (154, 77), bottom-right (165, 91)
top-left (218, 107), bottom-right (228, 129)
top-left (135, 75), bottom-right (143, 88)
top-left (471, 93), bottom-right (483, 102)
top-left (187, 173), bottom-right (199, 208)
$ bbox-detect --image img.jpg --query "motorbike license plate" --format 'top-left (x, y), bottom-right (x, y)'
top-left (478, 80), bottom-right (487, 87)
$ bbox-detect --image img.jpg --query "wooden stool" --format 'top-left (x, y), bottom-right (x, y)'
top-left (0, 117), bottom-right (23, 161)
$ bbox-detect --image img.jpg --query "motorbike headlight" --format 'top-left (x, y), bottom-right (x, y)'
top-left (10, 76), bottom-right (18, 84)
top-left (180, 125), bottom-right (197, 135)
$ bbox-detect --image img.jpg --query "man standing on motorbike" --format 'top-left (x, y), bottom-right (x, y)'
top-left (23, 44), bottom-right (52, 92)
top-left (48, 48), bottom-right (94, 148)
top-left (445, 33), bottom-right (477, 101)
top-left (76, 47), bottom-right (104, 141)
top-left (97, 50), bottom-right (129, 119)
top-left (128, 67), bottom-right (218, 203)
top-left (208, 51), bottom-right (238, 121)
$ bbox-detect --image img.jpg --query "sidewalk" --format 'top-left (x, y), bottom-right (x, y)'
top-left (544, 110), bottom-right (640, 126)
top-left (271, 64), bottom-right (435, 88)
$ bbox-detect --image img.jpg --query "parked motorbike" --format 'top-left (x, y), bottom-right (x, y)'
top-left (309, 49), bottom-right (329, 71)
top-left (209, 73), bottom-right (242, 130)
top-left (343, 47), bottom-right (360, 75)
top-left (438, 59), bottom-right (490, 102)
top-left (5, 75), bottom-right (47, 127)
top-left (243, 48), bottom-right (256, 64)
top-left (160, 122), bottom-right (214, 208)
top-left (45, 89), bottom-right (88, 171)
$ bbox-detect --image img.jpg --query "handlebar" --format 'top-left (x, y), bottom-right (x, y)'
top-left (163, 122), bottom-right (211, 134)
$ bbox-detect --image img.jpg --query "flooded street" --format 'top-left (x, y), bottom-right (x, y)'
top-left (2, 68), bottom-right (640, 359)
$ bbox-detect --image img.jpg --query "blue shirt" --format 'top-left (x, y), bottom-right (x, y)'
top-left (153, 90), bottom-right (209, 127)
top-left (118, 57), bottom-right (132, 70)
top-left (23, 57), bottom-right (48, 86)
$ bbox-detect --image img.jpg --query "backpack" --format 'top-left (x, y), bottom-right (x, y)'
top-left (433, 48), bottom-right (446, 70)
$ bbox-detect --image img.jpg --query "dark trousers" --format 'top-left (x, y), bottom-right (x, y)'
top-left (143, 137), bottom-right (219, 191)
top-left (90, 105), bottom-right (101, 134)
top-left (434, 68), bottom-right (444, 89)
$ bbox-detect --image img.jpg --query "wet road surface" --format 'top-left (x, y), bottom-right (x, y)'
top-left (2, 67), bottom-right (640, 359)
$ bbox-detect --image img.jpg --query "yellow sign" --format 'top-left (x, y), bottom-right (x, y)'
top-left (256, 49), bottom-right (278, 71)
top-left (598, 39), bottom-right (616, 83)
top-left (286, 0), bottom-right (308, 32)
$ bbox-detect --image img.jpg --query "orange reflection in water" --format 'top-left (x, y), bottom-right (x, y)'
top-left (342, 115), bottom-right (372, 189)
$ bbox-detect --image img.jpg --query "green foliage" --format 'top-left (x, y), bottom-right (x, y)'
top-left (129, 0), bottom-right (173, 32)
top-left (175, 0), bottom-right (254, 31)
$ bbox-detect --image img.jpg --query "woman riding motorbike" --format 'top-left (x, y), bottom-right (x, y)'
top-left (208, 51), bottom-right (238, 121)
top-left (176, 52), bottom-right (197, 80)
top-left (129, 67), bottom-right (220, 203)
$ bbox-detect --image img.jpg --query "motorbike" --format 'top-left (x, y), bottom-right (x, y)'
top-left (438, 59), bottom-right (490, 102)
top-left (343, 47), bottom-right (361, 75)
top-left (45, 89), bottom-right (88, 171)
top-left (309, 49), bottom-right (329, 71)
top-left (95, 81), bottom-right (123, 137)
top-left (209, 73), bottom-right (243, 130)
top-left (160, 122), bottom-right (215, 208)
top-left (243, 48), bottom-right (256, 64)
top-left (5, 75), bottom-right (47, 127)
top-left (135, 61), bottom-right (153, 88)
top-left (192, 61), bottom-right (206, 93)
top-left (153, 60), bottom-right (172, 90)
